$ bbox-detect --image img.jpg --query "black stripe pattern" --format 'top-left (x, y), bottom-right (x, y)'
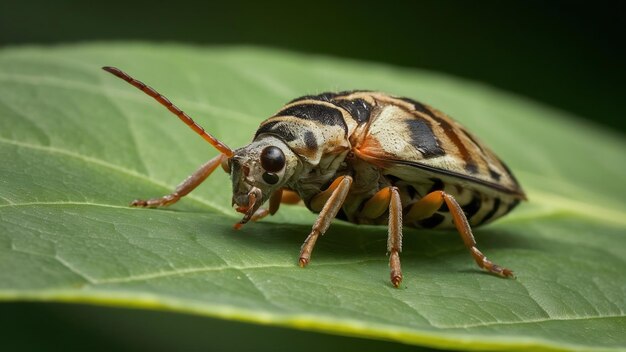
top-left (400, 97), bottom-right (437, 120)
top-left (255, 121), bottom-right (297, 141)
top-left (333, 98), bottom-right (372, 124)
top-left (478, 198), bottom-right (501, 226)
top-left (274, 104), bottom-right (348, 135)
top-left (303, 130), bottom-right (318, 149)
top-left (404, 118), bottom-right (445, 158)
top-left (418, 213), bottom-right (446, 228)
top-left (288, 91), bottom-right (372, 124)
top-left (462, 194), bottom-right (482, 220)
top-left (488, 168), bottom-right (502, 181)
top-left (401, 97), bottom-right (479, 174)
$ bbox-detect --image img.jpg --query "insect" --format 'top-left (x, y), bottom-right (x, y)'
top-left (103, 66), bottom-right (526, 287)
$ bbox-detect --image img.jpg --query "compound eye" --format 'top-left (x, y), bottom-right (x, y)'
top-left (260, 146), bottom-right (285, 173)
top-left (262, 172), bottom-right (279, 185)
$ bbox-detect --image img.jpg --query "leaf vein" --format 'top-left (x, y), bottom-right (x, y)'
top-left (91, 259), bottom-right (386, 285)
top-left (54, 255), bottom-right (96, 284)
top-left (0, 137), bottom-right (228, 215)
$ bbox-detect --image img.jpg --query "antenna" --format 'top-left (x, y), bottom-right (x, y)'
top-left (102, 66), bottom-right (234, 158)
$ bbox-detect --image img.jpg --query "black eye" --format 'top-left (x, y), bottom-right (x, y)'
top-left (262, 172), bottom-right (279, 185)
top-left (260, 146), bottom-right (285, 173)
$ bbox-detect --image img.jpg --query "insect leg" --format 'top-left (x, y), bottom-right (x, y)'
top-left (268, 189), bottom-right (284, 215)
top-left (280, 189), bottom-right (301, 204)
top-left (405, 191), bottom-right (513, 277)
top-left (131, 154), bottom-right (227, 208)
top-left (242, 188), bottom-right (302, 223)
top-left (267, 188), bottom-right (302, 214)
top-left (299, 175), bottom-right (353, 267)
top-left (361, 187), bottom-right (404, 287)
top-left (309, 177), bottom-right (349, 212)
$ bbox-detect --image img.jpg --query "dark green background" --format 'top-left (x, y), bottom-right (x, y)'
top-left (1, 1), bottom-right (624, 133)
top-left (0, 303), bottom-right (436, 352)
top-left (0, 1), bottom-right (623, 351)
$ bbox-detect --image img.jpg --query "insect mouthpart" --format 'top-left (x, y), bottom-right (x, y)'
top-left (233, 186), bottom-right (262, 230)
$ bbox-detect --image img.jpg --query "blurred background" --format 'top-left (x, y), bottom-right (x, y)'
top-left (1, 1), bottom-right (624, 133)
top-left (0, 1), bottom-right (623, 351)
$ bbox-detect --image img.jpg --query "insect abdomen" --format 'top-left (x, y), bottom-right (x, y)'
top-left (396, 177), bottom-right (521, 229)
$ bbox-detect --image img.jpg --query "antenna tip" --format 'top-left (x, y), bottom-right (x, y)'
top-left (102, 66), bottom-right (125, 79)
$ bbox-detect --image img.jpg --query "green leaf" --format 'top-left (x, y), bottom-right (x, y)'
top-left (1, 44), bottom-right (624, 352)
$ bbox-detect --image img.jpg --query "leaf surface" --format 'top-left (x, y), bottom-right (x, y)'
top-left (1, 44), bottom-right (625, 351)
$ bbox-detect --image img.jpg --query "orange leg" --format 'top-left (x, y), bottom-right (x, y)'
top-left (309, 177), bottom-right (348, 212)
top-left (281, 189), bottom-right (301, 204)
top-left (406, 191), bottom-right (513, 277)
top-left (299, 175), bottom-right (353, 267)
top-left (131, 154), bottom-right (227, 208)
top-left (361, 186), bottom-right (404, 287)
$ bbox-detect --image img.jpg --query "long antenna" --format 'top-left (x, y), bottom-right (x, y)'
top-left (102, 66), bottom-right (234, 158)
